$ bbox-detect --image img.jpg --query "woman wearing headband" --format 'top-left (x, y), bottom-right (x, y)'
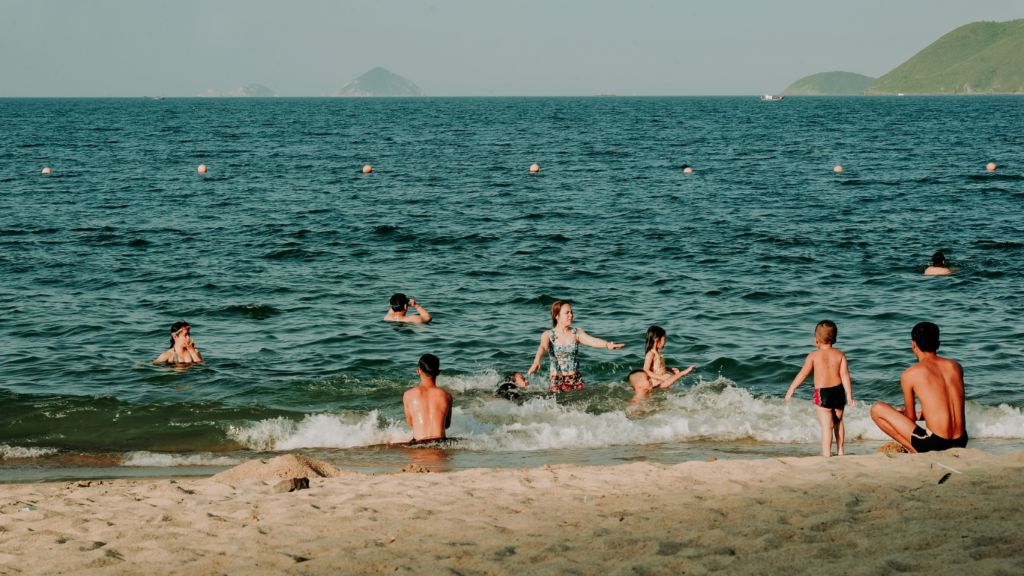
top-left (153, 321), bottom-right (204, 364)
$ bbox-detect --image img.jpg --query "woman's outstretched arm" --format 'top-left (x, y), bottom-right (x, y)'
top-left (528, 331), bottom-right (552, 375)
top-left (577, 329), bottom-right (624, 350)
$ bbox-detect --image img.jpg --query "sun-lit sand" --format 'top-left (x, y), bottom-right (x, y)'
top-left (2, 449), bottom-right (1023, 574)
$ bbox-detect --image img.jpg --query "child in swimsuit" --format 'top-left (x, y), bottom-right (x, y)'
top-left (643, 326), bottom-right (695, 386)
top-left (527, 300), bottom-right (625, 392)
top-left (785, 320), bottom-right (857, 457)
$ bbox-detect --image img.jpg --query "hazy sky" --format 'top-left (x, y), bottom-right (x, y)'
top-left (2, 0), bottom-right (1023, 97)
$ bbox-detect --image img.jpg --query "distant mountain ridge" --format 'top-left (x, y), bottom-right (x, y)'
top-left (781, 72), bottom-right (876, 96)
top-left (865, 19), bottom-right (1024, 94)
top-left (331, 68), bottom-right (424, 97)
top-left (198, 84), bottom-right (277, 98)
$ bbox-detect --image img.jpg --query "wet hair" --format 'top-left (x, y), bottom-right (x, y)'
top-left (501, 372), bottom-right (524, 386)
top-left (932, 252), bottom-right (945, 267)
top-left (815, 320), bottom-right (837, 344)
top-left (390, 293), bottom-right (409, 310)
top-left (418, 354), bottom-right (440, 377)
top-left (645, 326), bottom-right (667, 354)
top-left (169, 321), bottom-right (190, 349)
top-left (628, 370), bottom-right (646, 390)
top-left (912, 322), bottom-right (940, 353)
top-left (550, 300), bottom-right (571, 327)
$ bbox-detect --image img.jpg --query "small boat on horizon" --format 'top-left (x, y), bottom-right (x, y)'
top-left (151, 96), bottom-right (165, 100)
top-left (760, 94), bottom-right (785, 101)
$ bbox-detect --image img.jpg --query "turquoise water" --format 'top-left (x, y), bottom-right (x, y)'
top-left (1, 96), bottom-right (1023, 478)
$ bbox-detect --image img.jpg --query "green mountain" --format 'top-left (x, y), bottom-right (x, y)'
top-left (781, 71), bottom-right (876, 95)
top-left (865, 19), bottom-right (1024, 94)
top-left (331, 68), bottom-right (425, 97)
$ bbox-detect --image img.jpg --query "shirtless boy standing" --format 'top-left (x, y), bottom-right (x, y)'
top-left (870, 322), bottom-right (968, 453)
top-left (403, 354), bottom-right (452, 442)
top-left (785, 320), bottom-right (856, 457)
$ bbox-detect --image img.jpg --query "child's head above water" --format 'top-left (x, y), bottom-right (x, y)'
top-left (628, 369), bottom-right (651, 392)
top-left (501, 372), bottom-right (529, 388)
top-left (815, 320), bottom-right (837, 345)
top-left (645, 326), bottom-right (666, 353)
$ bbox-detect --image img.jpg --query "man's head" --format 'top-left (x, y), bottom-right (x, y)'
top-left (911, 322), bottom-right (940, 353)
top-left (390, 293), bottom-right (409, 312)
top-left (418, 354), bottom-right (440, 378)
top-left (628, 370), bottom-right (651, 392)
top-left (815, 320), bottom-right (837, 345)
top-left (932, 252), bottom-right (945, 267)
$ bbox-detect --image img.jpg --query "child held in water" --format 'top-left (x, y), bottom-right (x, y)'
top-left (643, 326), bottom-right (695, 385)
top-left (785, 320), bottom-right (857, 457)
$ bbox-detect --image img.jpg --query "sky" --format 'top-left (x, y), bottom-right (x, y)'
top-left (2, 0), bottom-right (1023, 97)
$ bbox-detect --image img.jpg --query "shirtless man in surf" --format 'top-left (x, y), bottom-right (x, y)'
top-left (403, 354), bottom-right (452, 442)
top-left (870, 322), bottom-right (968, 453)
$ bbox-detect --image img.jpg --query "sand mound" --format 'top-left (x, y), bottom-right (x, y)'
top-left (877, 441), bottom-right (908, 454)
top-left (211, 454), bottom-right (346, 482)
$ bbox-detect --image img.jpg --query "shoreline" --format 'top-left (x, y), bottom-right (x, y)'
top-left (2, 449), bottom-right (1023, 574)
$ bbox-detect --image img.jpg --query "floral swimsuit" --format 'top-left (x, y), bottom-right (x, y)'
top-left (548, 327), bottom-right (585, 392)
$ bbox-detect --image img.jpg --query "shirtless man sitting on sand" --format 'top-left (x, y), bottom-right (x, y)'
top-left (870, 322), bottom-right (968, 453)
top-left (384, 293), bottom-right (432, 324)
top-left (403, 354), bottom-right (452, 442)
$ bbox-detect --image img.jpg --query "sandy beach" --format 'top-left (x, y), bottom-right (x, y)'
top-left (1, 449), bottom-right (1022, 575)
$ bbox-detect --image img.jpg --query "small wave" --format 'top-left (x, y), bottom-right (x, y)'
top-left (121, 451), bottom-right (243, 467)
top-left (224, 378), bottom-right (1024, 451)
top-left (0, 444), bottom-right (59, 460)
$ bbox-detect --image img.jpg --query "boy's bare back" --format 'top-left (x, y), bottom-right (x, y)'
top-left (807, 348), bottom-right (847, 388)
top-left (403, 385), bottom-right (453, 441)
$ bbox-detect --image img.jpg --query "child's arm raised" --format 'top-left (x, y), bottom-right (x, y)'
top-left (785, 354), bottom-right (814, 402)
top-left (840, 353), bottom-right (856, 407)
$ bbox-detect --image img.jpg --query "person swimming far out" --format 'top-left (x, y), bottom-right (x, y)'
top-left (384, 293), bottom-right (432, 324)
top-left (153, 321), bottom-right (204, 364)
top-left (528, 300), bottom-right (625, 392)
top-left (924, 251), bottom-right (952, 276)
top-left (643, 326), bottom-right (695, 386)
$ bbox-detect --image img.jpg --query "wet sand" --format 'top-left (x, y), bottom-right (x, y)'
top-left (2, 449), bottom-right (1023, 575)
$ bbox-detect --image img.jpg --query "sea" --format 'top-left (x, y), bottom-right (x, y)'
top-left (2, 96), bottom-right (1023, 483)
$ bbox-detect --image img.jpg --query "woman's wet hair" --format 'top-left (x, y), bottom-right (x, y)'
top-left (912, 322), bottom-right (940, 353)
top-left (815, 320), bottom-right (837, 344)
top-left (390, 293), bottom-right (409, 310)
top-left (169, 321), bottom-right (189, 349)
top-left (645, 326), bottom-right (666, 353)
top-left (550, 300), bottom-right (571, 327)
top-left (932, 251), bottom-right (945, 267)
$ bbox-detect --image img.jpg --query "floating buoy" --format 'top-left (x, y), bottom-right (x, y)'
top-left (682, 166), bottom-right (693, 173)
top-left (529, 164), bottom-right (540, 173)
top-left (41, 167), bottom-right (51, 174)
top-left (198, 164), bottom-right (207, 174)
top-left (833, 165), bottom-right (843, 173)
top-left (986, 162), bottom-right (996, 172)
top-left (363, 165), bottom-right (372, 173)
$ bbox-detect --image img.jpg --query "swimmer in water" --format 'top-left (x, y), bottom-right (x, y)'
top-left (153, 321), bottom-right (204, 364)
top-left (384, 293), bottom-right (432, 324)
top-left (643, 326), bottom-right (695, 386)
top-left (924, 251), bottom-right (952, 276)
top-left (628, 368), bottom-right (689, 404)
top-left (528, 300), bottom-right (625, 392)
top-left (493, 372), bottom-right (529, 403)
top-left (403, 354), bottom-right (452, 442)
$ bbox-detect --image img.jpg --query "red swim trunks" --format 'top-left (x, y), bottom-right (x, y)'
top-left (550, 373), bottom-right (585, 392)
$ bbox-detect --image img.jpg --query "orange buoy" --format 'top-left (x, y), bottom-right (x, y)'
top-left (41, 167), bottom-right (51, 174)
top-left (986, 162), bottom-right (996, 171)
top-left (529, 164), bottom-right (540, 173)
top-left (363, 165), bottom-right (372, 173)
top-left (683, 166), bottom-right (693, 173)
top-left (198, 164), bottom-right (207, 174)
top-left (833, 165), bottom-right (843, 173)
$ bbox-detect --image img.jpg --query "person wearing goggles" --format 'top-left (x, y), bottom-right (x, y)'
top-left (153, 321), bottom-right (204, 364)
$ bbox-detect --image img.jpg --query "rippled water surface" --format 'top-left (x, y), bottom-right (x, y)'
top-left (2, 96), bottom-right (1023, 479)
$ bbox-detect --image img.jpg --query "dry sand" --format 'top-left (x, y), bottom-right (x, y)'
top-left (2, 449), bottom-right (1023, 575)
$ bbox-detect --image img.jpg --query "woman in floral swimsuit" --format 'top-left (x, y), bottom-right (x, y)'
top-left (528, 300), bottom-right (625, 392)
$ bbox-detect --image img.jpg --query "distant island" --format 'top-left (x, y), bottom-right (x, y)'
top-left (198, 84), bottom-right (277, 98)
top-left (865, 19), bottom-right (1024, 95)
top-left (781, 72), bottom-right (876, 96)
top-left (331, 67), bottom-right (425, 97)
